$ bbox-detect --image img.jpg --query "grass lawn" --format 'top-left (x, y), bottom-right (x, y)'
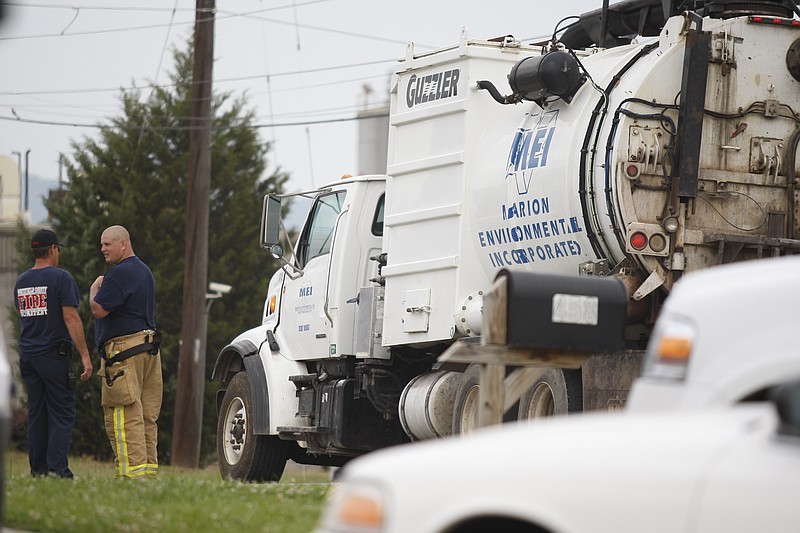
top-left (3, 450), bottom-right (332, 533)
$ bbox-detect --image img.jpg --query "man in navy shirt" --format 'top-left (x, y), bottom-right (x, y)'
top-left (15, 228), bottom-right (93, 478)
top-left (90, 225), bottom-right (162, 478)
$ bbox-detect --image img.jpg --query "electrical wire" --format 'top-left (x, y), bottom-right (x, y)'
top-left (0, 58), bottom-right (398, 97)
top-left (0, 1), bottom-right (425, 48)
top-left (131, 0), bottom-right (180, 169)
top-left (696, 191), bottom-right (767, 232)
top-left (0, 110), bottom-right (389, 130)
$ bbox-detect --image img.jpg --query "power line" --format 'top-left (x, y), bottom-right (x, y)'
top-left (4, 0), bottom-right (327, 14)
top-left (0, 97), bottom-right (386, 123)
top-left (0, 0), bottom-right (424, 47)
top-left (0, 110), bottom-right (389, 130)
top-left (0, 58), bottom-right (398, 97)
top-left (131, 0), bottom-right (181, 166)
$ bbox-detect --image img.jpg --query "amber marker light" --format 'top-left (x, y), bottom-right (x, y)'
top-left (644, 316), bottom-right (696, 380)
top-left (657, 336), bottom-right (692, 361)
top-left (338, 493), bottom-right (384, 529)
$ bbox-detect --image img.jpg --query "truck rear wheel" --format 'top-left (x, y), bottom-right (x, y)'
top-left (452, 365), bottom-right (520, 435)
top-left (451, 365), bottom-right (481, 435)
top-left (518, 369), bottom-right (582, 420)
top-left (217, 371), bottom-right (288, 482)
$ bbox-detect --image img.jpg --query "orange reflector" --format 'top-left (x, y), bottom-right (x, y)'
top-left (658, 337), bottom-right (692, 361)
top-left (268, 295), bottom-right (277, 315)
top-left (338, 495), bottom-right (383, 527)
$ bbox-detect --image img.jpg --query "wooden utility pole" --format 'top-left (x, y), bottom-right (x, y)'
top-left (172, 0), bottom-right (215, 468)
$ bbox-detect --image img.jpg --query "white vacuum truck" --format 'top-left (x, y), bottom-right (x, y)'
top-left (212, 0), bottom-right (800, 481)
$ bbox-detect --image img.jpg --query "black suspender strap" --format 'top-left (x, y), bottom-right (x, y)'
top-left (100, 331), bottom-right (162, 386)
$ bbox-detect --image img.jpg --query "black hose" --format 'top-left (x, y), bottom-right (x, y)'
top-left (476, 80), bottom-right (520, 105)
top-left (576, 41), bottom-right (659, 260)
top-left (786, 126), bottom-right (800, 239)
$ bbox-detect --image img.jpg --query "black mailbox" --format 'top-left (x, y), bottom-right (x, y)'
top-left (484, 269), bottom-right (628, 353)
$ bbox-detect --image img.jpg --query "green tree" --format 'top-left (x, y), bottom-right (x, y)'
top-left (24, 42), bottom-right (288, 464)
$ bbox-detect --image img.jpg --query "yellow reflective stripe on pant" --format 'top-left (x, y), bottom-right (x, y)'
top-left (113, 406), bottom-right (128, 475)
top-left (112, 406), bottom-right (158, 477)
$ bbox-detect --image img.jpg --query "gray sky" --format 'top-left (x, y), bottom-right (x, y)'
top-left (0, 0), bottom-right (600, 216)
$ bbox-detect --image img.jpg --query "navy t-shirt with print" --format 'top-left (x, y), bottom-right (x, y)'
top-left (94, 256), bottom-right (156, 346)
top-left (15, 266), bottom-right (81, 357)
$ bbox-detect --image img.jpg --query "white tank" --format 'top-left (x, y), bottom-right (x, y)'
top-left (383, 14), bottom-right (800, 346)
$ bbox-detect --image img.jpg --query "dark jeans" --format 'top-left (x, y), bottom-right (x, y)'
top-left (19, 351), bottom-right (76, 478)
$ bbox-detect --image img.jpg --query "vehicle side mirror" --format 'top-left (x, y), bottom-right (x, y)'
top-left (260, 193), bottom-right (303, 279)
top-left (261, 194), bottom-right (282, 247)
top-left (269, 243), bottom-right (284, 260)
top-left (770, 380), bottom-right (800, 438)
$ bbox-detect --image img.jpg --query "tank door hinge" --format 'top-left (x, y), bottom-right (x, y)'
top-left (632, 269), bottom-right (665, 301)
top-left (710, 30), bottom-right (740, 75)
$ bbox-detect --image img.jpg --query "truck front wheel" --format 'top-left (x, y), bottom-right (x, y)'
top-left (517, 369), bottom-right (582, 420)
top-left (217, 371), bottom-right (288, 482)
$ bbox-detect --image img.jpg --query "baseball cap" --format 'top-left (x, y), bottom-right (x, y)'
top-left (31, 229), bottom-right (66, 249)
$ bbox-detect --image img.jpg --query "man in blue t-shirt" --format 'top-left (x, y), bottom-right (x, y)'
top-left (15, 228), bottom-right (93, 478)
top-left (90, 225), bottom-right (162, 478)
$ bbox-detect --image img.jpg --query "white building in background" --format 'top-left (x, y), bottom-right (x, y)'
top-left (0, 155), bottom-right (27, 382)
top-left (0, 155), bottom-right (22, 222)
top-left (358, 106), bottom-right (389, 175)
top-left (288, 97), bottom-right (389, 232)
top-left (357, 82), bottom-right (389, 176)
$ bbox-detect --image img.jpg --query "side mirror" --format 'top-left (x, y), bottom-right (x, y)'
top-left (260, 193), bottom-right (303, 280)
top-left (269, 243), bottom-right (284, 260)
top-left (261, 194), bottom-right (282, 247)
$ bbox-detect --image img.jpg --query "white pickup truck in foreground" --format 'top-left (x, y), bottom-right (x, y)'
top-left (313, 256), bottom-right (800, 533)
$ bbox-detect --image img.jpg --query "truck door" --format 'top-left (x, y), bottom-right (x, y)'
top-left (279, 190), bottom-right (346, 359)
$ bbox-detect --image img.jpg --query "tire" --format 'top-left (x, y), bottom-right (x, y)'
top-left (451, 365), bottom-right (519, 435)
top-left (517, 368), bottom-right (583, 421)
top-left (452, 365), bottom-right (481, 435)
top-left (217, 371), bottom-right (289, 482)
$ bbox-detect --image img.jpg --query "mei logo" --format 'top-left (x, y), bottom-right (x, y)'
top-left (406, 68), bottom-right (460, 108)
top-left (299, 286), bottom-right (313, 297)
top-left (506, 109), bottom-right (559, 195)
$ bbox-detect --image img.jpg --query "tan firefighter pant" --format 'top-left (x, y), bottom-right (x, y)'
top-left (99, 330), bottom-right (163, 478)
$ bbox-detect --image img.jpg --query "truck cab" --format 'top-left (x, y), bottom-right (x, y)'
top-left (265, 176), bottom-right (386, 361)
top-left (213, 176), bottom-right (400, 481)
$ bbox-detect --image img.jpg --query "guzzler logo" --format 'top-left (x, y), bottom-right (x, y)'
top-left (406, 68), bottom-right (460, 108)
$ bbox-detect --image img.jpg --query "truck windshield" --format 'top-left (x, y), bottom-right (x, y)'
top-left (298, 190), bottom-right (346, 268)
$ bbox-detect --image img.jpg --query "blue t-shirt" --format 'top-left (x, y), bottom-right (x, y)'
top-left (94, 256), bottom-right (156, 346)
top-left (15, 266), bottom-right (81, 357)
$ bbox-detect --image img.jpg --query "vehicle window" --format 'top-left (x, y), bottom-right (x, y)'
top-left (298, 191), bottom-right (346, 268)
top-left (372, 194), bottom-right (385, 237)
